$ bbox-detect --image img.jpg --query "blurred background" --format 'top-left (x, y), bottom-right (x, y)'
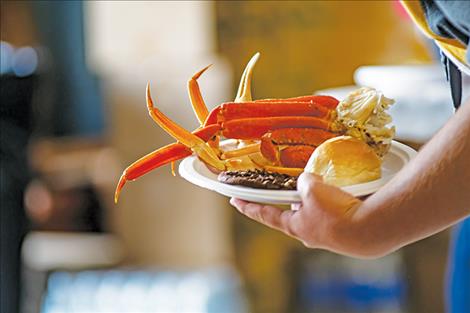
top-left (1, 1), bottom-right (464, 313)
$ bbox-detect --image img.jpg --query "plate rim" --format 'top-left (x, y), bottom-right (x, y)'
top-left (179, 140), bottom-right (417, 204)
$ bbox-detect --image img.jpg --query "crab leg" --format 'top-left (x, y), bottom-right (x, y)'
top-left (187, 52), bottom-right (260, 127)
top-left (256, 95), bottom-right (339, 109)
top-left (235, 52), bottom-right (259, 102)
top-left (263, 165), bottom-right (303, 176)
top-left (146, 84), bottom-right (225, 171)
top-left (115, 144), bottom-right (189, 203)
top-left (188, 64), bottom-right (212, 124)
top-left (277, 146), bottom-right (316, 168)
top-left (248, 152), bottom-right (303, 176)
top-left (262, 127), bottom-right (337, 147)
top-left (221, 116), bottom-right (334, 140)
top-left (221, 143), bottom-right (260, 159)
top-left (190, 53), bottom-right (261, 142)
top-left (114, 124), bottom-right (220, 203)
top-left (204, 100), bottom-right (335, 125)
top-left (260, 128), bottom-right (337, 167)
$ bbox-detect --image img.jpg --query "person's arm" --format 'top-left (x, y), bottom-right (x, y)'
top-left (231, 98), bottom-right (470, 259)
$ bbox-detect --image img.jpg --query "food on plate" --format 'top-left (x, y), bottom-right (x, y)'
top-left (114, 53), bottom-right (395, 202)
top-left (304, 136), bottom-right (382, 187)
top-left (335, 87), bottom-right (395, 157)
top-left (218, 169), bottom-right (297, 190)
top-left (260, 128), bottom-right (337, 168)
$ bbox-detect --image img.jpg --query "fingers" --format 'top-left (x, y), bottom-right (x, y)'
top-left (230, 198), bottom-right (298, 236)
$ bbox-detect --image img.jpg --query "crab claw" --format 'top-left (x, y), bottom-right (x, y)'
top-left (146, 83), bottom-right (225, 171)
top-left (235, 52), bottom-right (260, 103)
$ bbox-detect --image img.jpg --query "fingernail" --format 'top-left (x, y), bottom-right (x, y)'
top-left (230, 198), bottom-right (240, 210)
top-left (291, 203), bottom-right (301, 211)
top-left (230, 198), bottom-right (244, 213)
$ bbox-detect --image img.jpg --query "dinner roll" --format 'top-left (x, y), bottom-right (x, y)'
top-left (304, 136), bottom-right (381, 186)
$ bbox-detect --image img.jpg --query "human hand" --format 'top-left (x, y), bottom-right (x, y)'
top-left (230, 172), bottom-right (363, 253)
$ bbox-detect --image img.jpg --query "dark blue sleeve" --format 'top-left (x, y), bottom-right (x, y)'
top-left (420, 1), bottom-right (470, 108)
top-left (420, 0), bottom-right (470, 63)
top-left (446, 217), bottom-right (470, 313)
top-left (421, 1), bottom-right (470, 45)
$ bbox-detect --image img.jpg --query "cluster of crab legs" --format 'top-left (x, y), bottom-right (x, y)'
top-left (115, 53), bottom-right (345, 203)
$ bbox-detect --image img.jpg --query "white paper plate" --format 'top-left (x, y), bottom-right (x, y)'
top-left (179, 140), bottom-right (417, 204)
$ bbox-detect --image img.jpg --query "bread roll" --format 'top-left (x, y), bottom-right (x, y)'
top-left (305, 136), bottom-right (381, 186)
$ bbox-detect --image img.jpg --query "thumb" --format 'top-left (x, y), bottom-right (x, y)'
top-left (297, 172), bottom-right (323, 203)
top-left (297, 172), bottom-right (361, 215)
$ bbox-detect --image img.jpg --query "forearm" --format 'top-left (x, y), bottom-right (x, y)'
top-left (230, 99), bottom-right (470, 259)
top-left (346, 99), bottom-right (470, 258)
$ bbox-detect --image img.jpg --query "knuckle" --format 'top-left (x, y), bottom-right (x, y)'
top-left (256, 206), bottom-right (269, 224)
top-left (299, 182), bottom-right (319, 201)
top-left (299, 173), bottom-right (319, 187)
top-left (301, 188), bottom-right (314, 201)
top-left (244, 204), bottom-right (265, 223)
top-left (284, 222), bottom-right (298, 237)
